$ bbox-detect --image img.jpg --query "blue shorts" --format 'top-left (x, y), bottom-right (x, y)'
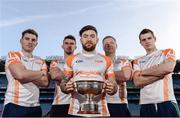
top-left (2, 103), bottom-right (42, 117)
top-left (140, 101), bottom-right (180, 117)
top-left (107, 103), bottom-right (131, 117)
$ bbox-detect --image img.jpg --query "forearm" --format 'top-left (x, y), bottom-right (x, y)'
top-left (9, 63), bottom-right (46, 83)
top-left (16, 69), bottom-right (44, 83)
top-left (108, 78), bottom-right (118, 95)
top-left (119, 82), bottom-right (127, 98)
top-left (32, 76), bottom-right (49, 87)
top-left (133, 74), bottom-right (163, 88)
top-left (50, 67), bottom-right (64, 81)
top-left (141, 60), bottom-right (175, 77)
top-left (50, 74), bottom-right (63, 81)
top-left (115, 66), bottom-right (132, 83)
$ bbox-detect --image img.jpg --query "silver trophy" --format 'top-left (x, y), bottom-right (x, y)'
top-left (75, 80), bottom-right (104, 114)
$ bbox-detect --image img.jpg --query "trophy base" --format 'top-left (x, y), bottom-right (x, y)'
top-left (78, 103), bottom-right (100, 114)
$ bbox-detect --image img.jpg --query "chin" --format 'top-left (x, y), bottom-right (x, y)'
top-left (25, 49), bottom-right (33, 52)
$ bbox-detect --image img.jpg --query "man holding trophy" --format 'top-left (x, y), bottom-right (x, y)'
top-left (60, 25), bottom-right (117, 117)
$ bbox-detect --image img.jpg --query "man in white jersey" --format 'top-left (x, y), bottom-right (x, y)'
top-left (102, 36), bottom-right (131, 117)
top-left (133, 28), bottom-right (180, 117)
top-left (60, 25), bottom-right (117, 117)
top-left (2, 29), bottom-right (49, 117)
top-left (49, 35), bottom-right (76, 117)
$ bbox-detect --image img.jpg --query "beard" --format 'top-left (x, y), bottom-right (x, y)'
top-left (104, 45), bottom-right (115, 54)
top-left (65, 50), bottom-right (73, 55)
top-left (65, 47), bottom-right (74, 55)
top-left (82, 42), bottom-right (96, 52)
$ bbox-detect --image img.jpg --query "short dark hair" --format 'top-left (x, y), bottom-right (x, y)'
top-left (79, 25), bottom-right (98, 36)
top-left (63, 35), bottom-right (76, 44)
top-left (139, 28), bottom-right (155, 40)
top-left (21, 29), bottom-right (38, 39)
top-left (102, 35), bottom-right (116, 44)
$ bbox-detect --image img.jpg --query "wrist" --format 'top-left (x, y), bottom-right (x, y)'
top-left (41, 70), bottom-right (46, 77)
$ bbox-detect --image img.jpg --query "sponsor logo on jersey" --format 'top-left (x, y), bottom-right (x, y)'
top-left (75, 60), bottom-right (83, 63)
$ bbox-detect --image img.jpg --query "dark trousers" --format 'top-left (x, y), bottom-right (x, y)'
top-left (49, 104), bottom-right (70, 117)
top-left (107, 103), bottom-right (131, 117)
top-left (140, 101), bottom-right (180, 117)
top-left (2, 103), bottom-right (42, 117)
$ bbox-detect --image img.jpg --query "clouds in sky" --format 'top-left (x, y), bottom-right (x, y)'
top-left (0, 0), bottom-right (180, 59)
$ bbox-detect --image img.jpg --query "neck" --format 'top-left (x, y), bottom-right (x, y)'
top-left (82, 49), bottom-right (96, 55)
top-left (106, 52), bottom-right (115, 61)
top-left (21, 50), bottom-right (33, 58)
top-left (146, 47), bottom-right (157, 55)
top-left (64, 53), bottom-right (73, 60)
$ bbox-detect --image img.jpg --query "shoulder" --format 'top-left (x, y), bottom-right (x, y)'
top-left (97, 53), bottom-right (112, 67)
top-left (6, 51), bottom-right (22, 65)
top-left (97, 53), bottom-right (111, 60)
top-left (7, 51), bottom-right (21, 59)
top-left (66, 53), bottom-right (80, 66)
top-left (67, 53), bottom-right (79, 61)
top-left (162, 48), bottom-right (175, 55)
top-left (34, 56), bottom-right (44, 61)
top-left (133, 54), bottom-right (147, 64)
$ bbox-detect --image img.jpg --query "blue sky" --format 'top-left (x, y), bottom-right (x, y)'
top-left (0, 0), bottom-right (180, 59)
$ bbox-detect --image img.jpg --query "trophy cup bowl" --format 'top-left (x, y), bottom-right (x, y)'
top-left (76, 80), bottom-right (104, 114)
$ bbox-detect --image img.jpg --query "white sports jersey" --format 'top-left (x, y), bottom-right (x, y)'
top-left (106, 59), bottom-right (132, 104)
top-left (133, 48), bottom-right (177, 104)
top-left (50, 59), bottom-right (71, 105)
top-left (4, 51), bottom-right (47, 107)
top-left (64, 52), bottom-right (115, 117)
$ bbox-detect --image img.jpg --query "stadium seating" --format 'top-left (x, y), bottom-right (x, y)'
top-left (0, 74), bottom-right (180, 116)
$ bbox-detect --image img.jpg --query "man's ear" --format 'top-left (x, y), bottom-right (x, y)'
top-left (80, 38), bottom-right (82, 43)
top-left (154, 36), bottom-right (156, 41)
top-left (61, 45), bottom-right (64, 49)
top-left (139, 39), bottom-right (142, 45)
top-left (35, 42), bottom-right (38, 47)
top-left (102, 44), bottom-right (106, 51)
top-left (97, 38), bottom-right (99, 43)
top-left (140, 41), bottom-right (143, 46)
top-left (20, 38), bottom-right (22, 44)
top-left (115, 42), bottom-right (117, 49)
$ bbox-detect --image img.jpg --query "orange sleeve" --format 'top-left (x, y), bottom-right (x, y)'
top-left (133, 59), bottom-right (141, 73)
top-left (64, 54), bottom-right (78, 80)
top-left (162, 48), bottom-right (176, 61)
top-left (7, 51), bottom-right (21, 66)
top-left (104, 56), bottom-right (115, 79)
top-left (133, 59), bottom-right (139, 65)
top-left (66, 54), bottom-right (77, 68)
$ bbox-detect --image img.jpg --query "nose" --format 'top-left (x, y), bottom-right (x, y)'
top-left (145, 39), bottom-right (151, 44)
top-left (105, 43), bottom-right (110, 47)
top-left (87, 36), bottom-right (92, 41)
top-left (28, 39), bottom-right (33, 43)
